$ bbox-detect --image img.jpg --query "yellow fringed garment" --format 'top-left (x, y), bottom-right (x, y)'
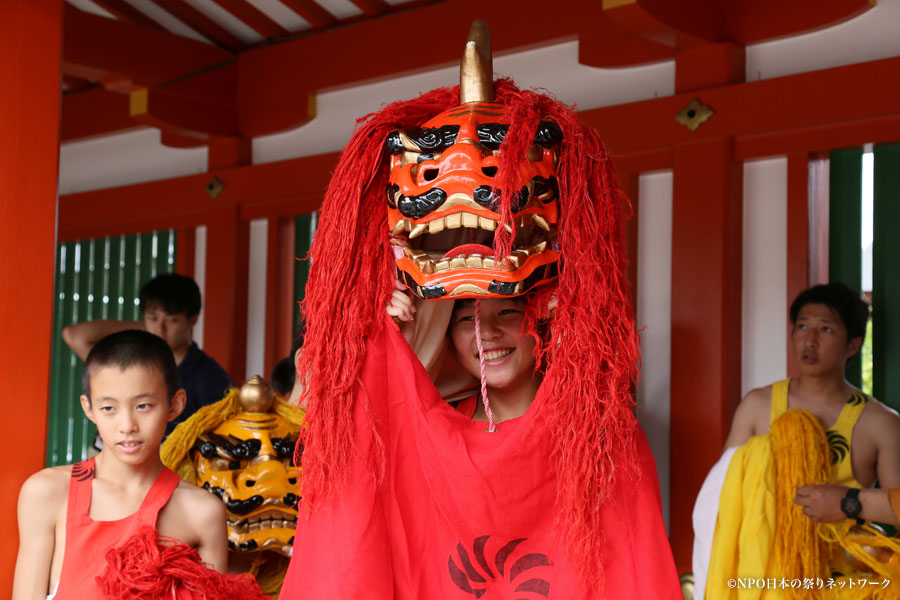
top-left (820, 522), bottom-right (900, 599)
top-left (706, 410), bottom-right (830, 599)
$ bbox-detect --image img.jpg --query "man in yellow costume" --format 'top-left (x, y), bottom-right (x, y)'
top-left (161, 375), bottom-right (304, 598)
top-left (692, 283), bottom-right (900, 598)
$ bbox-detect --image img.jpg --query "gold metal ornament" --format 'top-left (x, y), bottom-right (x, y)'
top-left (675, 98), bottom-right (715, 132)
top-left (239, 374), bottom-right (276, 413)
top-left (205, 175), bottom-right (225, 199)
top-left (459, 19), bottom-right (493, 104)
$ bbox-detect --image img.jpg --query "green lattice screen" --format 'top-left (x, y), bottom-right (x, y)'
top-left (829, 146), bottom-right (899, 411)
top-left (46, 231), bottom-right (176, 467)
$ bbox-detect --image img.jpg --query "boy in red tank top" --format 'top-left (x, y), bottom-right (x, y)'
top-left (12, 330), bottom-right (246, 600)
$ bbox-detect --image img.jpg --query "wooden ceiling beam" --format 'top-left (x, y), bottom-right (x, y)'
top-left (88, 0), bottom-right (166, 31)
top-left (279, 0), bottom-right (338, 29)
top-left (152, 0), bottom-right (247, 51)
top-left (348, 0), bottom-right (390, 17)
top-left (208, 0), bottom-right (291, 40)
top-left (61, 87), bottom-right (142, 142)
top-left (237, 0), bottom-right (605, 135)
top-left (63, 4), bottom-right (234, 90)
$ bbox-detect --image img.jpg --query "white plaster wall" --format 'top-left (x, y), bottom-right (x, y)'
top-left (193, 224), bottom-right (207, 347)
top-left (746, 0), bottom-right (900, 81)
top-left (635, 170), bottom-right (673, 532)
top-left (58, 129), bottom-right (208, 194)
top-left (741, 157), bottom-right (788, 396)
top-left (252, 41), bottom-right (675, 164)
top-left (245, 219), bottom-right (268, 380)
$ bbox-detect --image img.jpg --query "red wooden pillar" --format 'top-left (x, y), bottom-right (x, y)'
top-left (669, 137), bottom-right (743, 570)
top-left (0, 0), bottom-right (63, 590)
top-left (786, 152), bottom-right (810, 378)
top-left (202, 137), bottom-right (251, 382)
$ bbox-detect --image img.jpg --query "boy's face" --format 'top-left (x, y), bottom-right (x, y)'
top-left (449, 298), bottom-right (536, 391)
top-left (143, 304), bottom-right (196, 356)
top-left (791, 303), bottom-right (862, 376)
top-left (81, 365), bottom-right (185, 466)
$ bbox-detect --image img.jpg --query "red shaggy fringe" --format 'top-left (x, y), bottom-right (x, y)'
top-left (97, 526), bottom-right (267, 599)
top-left (296, 79), bottom-right (640, 587)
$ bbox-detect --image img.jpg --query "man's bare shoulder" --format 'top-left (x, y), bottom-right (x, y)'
top-left (743, 384), bottom-right (774, 409)
top-left (19, 465), bottom-right (72, 510)
top-left (859, 396), bottom-right (900, 434)
top-left (724, 384), bottom-right (774, 448)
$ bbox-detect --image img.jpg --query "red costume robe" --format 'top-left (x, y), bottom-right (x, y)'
top-left (281, 315), bottom-right (681, 599)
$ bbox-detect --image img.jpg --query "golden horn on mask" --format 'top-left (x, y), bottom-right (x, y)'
top-left (460, 19), bottom-right (493, 104)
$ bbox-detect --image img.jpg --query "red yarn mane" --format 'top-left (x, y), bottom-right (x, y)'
top-left (296, 79), bottom-right (641, 586)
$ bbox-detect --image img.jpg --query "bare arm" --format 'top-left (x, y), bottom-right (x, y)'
top-left (12, 472), bottom-right (63, 600)
top-left (794, 484), bottom-right (899, 526)
top-left (194, 497), bottom-right (228, 571)
top-left (62, 319), bottom-right (143, 361)
top-left (872, 402), bottom-right (900, 490)
top-left (723, 388), bottom-right (768, 449)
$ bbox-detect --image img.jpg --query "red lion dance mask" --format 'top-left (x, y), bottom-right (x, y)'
top-left (295, 20), bottom-right (651, 590)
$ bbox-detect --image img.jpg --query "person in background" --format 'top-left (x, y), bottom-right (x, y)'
top-left (63, 273), bottom-right (232, 437)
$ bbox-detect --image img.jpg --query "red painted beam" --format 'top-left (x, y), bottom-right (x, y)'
top-left (208, 0), bottom-right (290, 40)
top-left (723, 0), bottom-right (871, 44)
top-left (57, 152), bottom-right (339, 241)
top-left (602, 0), bottom-right (872, 46)
top-left (602, 0), bottom-right (718, 49)
top-left (279, 0), bottom-right (338, 29)
top-left (237, 0), bottom-right (605, 135)
top-left (129, 64), bottom-right (238, 139)
top-left (669, 137), bottom-right (743, 571)
top-left (62, 3), bottom-right (233, 90)
top-left (153, 0), bottom-right (247, 51)
top-left (0, 0), bottom-right (62, 590)
top-left (61, 87), bottom-right (141, 141)
top-left (348, 0), bottom-right (390, 17)
top-left (579, 55), bottom-right (900, 156)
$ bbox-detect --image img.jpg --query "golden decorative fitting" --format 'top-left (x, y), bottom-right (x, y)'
top-left (680, 573), bottom-right (695, 600)
top-left (238, 375), bottom-right (276, 413)
top-left (459, 19), bottom-right (493, 104)
top-left (205, 175), bottom-right (225, 199)
top-left (675, 98), bottom-right (715, 132)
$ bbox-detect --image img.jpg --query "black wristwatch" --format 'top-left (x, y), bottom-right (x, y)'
top-left (841, 487), bottom-right (862, 519)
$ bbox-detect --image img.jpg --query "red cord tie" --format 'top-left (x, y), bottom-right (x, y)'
top-left (473, 298), bottom-right (497, 433)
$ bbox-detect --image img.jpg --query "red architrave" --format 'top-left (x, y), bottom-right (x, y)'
top-left (0, 0), bottom-right (63, 587)
top-left (669, 137), bottom-right (743, 571)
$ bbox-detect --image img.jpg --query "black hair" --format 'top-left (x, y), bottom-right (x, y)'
top-left (789, 282), bottom-right (869, 341)
top-left (270, 356), bottom-right (296, 397)
top-left (138, 273), bottom-right (201, 318)
top-left (82, 330), bottom-right (178, 402)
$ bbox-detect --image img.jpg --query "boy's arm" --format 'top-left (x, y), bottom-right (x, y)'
top-left (62, 319), bottom-right (143, 361)
top-left (193, 494), bottom-right (228, 571)
top-left (13, 472), bottom-right (63, 600)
